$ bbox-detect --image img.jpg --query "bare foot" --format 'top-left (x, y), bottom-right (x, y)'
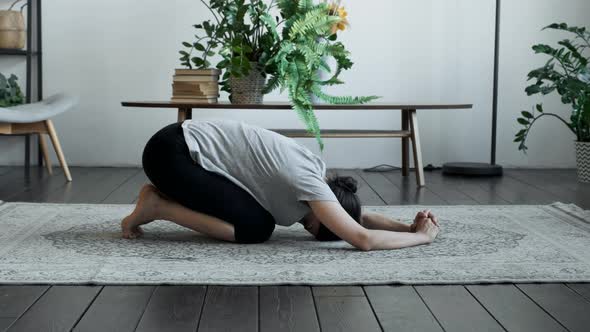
top-left (121, 184), bottom-right (165, 239)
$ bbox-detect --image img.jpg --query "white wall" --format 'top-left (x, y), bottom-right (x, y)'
top-left (0, 0), bottom-right (588, 168)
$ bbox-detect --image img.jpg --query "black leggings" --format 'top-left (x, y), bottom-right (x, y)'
top-left (141, 122), bottom-right (275, 244)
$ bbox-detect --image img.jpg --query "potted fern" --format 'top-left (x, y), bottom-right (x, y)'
top-left (181, 0), bottom-right (378, 149)
top-left (263, 0), bottom-right (378, 150)
top-left (515, 23), bottom-right (590, 182)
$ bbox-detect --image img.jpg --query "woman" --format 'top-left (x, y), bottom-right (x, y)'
top-left (121, 120), bottom-right (440, 250)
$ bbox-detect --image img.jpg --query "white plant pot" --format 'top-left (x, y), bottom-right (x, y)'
top-left (575, 141), bottom-right (590, 183)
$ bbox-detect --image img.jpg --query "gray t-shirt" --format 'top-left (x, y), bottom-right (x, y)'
top-left (181, 119), bottom-right (338, 226)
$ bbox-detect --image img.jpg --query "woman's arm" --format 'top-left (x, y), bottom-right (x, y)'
top-left (309, 201), bottom-right (436, 251)
top-left (361, 212), bottom-right (412, 232)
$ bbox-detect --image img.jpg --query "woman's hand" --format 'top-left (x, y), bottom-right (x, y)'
top-left (414, 218), bottom-right (440, 243)
top-left (410, 209), bottom-right (440, 232)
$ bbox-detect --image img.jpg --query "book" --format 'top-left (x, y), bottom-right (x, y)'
top-left (172, 75), bottom-right (220, 82)
top-left (174, 68), bottom-right (221, 76)
top-left (171, 97), bottom-right (218, 103)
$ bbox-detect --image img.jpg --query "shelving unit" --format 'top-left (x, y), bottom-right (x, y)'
top-left (0, 0), bottom-right (43, 170)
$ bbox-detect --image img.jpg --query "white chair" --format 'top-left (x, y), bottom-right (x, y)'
top-left (0, 94), bottom-right (78, 181)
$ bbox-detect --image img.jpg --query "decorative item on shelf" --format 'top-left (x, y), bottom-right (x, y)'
top-left (171, 68), bottom-right (220, 103)
top-left (229, 62), bottom-right (265, 104)
top-left (0, 72), bottom-right (24, 107)
top-left (0, 0), bottom-right (26, 49)
top-left (262, 0), bottom-right (379, 149)
top-left (179, 0), bottom-right (276, 104)
top-left (515, 23), bottom-right (590, 183)
top-left (179, 0), bottom-right (377, 149)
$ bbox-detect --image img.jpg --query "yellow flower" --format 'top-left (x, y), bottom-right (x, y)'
top-left (329, 4), bottom-right (349, 35)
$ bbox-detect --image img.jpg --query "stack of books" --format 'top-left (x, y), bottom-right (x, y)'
top-left (171, 69), bottom-right (220, 103)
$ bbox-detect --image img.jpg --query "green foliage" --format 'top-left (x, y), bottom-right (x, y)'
top-left (263, 1), bottom-right (379, 150)
top-left (517, 23), bottom-right (590, 151)
top-left (179, 0), bottom-right (280, 98)
top-left (0, 73), bottom-right (24, 107)
top-left (181, 0), bottom-right (379, 150)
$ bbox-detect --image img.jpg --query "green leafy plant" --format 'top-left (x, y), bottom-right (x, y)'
top-left (180, 0), bottom-right (379, 150)
top-left (0, 73), bottom-right (24, 107)
top-left (179, 0), bottom-right (280, 95)
top-left (263, 0), bottom-right (379, 150)
top-left (516, 23), bottom-right (590, 151)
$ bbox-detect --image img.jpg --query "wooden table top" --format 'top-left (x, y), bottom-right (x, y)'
top-left (121, 101), bottom-right (473, 110)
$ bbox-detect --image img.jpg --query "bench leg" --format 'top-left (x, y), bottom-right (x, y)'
top-left (177, 109), bottom-right (187, 122)
top-left (401, 110), bottom-right (410, 176)
top-left (39, 134), bottom-right (53, 175)
top-left (177, 108), bottom-right (193, 122)
top-left (409, 110), bottom-right (425, 187)
top-left (45, 120), bottom-right (72, 182)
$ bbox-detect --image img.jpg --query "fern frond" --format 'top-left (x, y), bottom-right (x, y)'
top-left (262, 75), bottom-right (280, 94)
top-left (260, 13), bottom-right (280, 41)
top-left (311, 85), bottom-right (380, 104)
top-left (289, 8), bottom-right (340, 39)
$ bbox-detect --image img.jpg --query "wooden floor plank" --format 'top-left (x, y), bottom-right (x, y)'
top-left (421, 172), bottom-right (480, 204)
top-left (415, 285), bottom-right (504, 332)
top-left (364, 286), bottom-right (443, 332)
top-left (260, 286), bottom-right (320, 332)
top-left (0, 286), bottom-right (48, 318)
top-left (102, 169), bottom-right (147, 204)
top-left (0, 166), bottom-right (14, 176)
top-left (45, 167), bottom-right (138, 204)
top-left (313, 287), bottom-right (381, 332)
top-left (331, 169), bottom-right (385, 205)
top-left (566, 283), bottom-right (590, 301)
top-left (7, 167), bottom-right (79, 202)
top-left (0, 318), bottom-right (14, 331)
top-left (506, 170), bottom-right (590, 209)
top-left (381, 171), bottom-right (447, 205)
top-left (517, 284), bottom-right (590, 332)
top-left (0, 167), bottom-right (53, 201)
top-left (7, 286), bottom-right (101, 332)
top-left (356, 170), bottom-right (406, 205)
top-left (0, 286), bottom-right (49, 330)
top-left (73, 286), bottom-right (155, 332)
top-left (134, 286), bottom-right (205, 332)
top-left (197, 286), bottom-right (257, 332)
top-left (431, 174), bottom-right (510, 204)
top-left (466, 285), bottom-right (566, 332)
top-left (477, 175), bottom-right (562, 204)
top-left (312, 287), bottom-right (365, 297)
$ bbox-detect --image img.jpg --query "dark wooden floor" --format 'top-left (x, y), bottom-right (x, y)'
top-left (1, 166), bottom-right (589, 332)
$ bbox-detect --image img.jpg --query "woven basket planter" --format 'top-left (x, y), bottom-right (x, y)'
top-left (0, 10), bottom-right (25, 49)
top-left (575, 141), bottom-right (590, 183)
top-left (229, 63), bottom-right (265, 104)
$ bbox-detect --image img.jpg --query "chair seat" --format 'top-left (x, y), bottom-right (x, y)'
top-left (0, 93), bottom-right (78, 123)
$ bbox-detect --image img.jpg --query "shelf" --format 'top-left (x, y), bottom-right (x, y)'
top-left (271, 129), bottom-right (412, 138)
top-left (0, 49), bottom-right (40, 56)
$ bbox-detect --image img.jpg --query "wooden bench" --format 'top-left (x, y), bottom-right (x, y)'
top-left (121, 101), bottom-right (473, 187)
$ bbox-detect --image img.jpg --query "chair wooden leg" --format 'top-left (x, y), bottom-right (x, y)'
top-left (409, 110), bottom-right (425, 187)
top-left (45, 120), bottom-right (72, 182)
top-left (38, 134), bottom-right (53, 175)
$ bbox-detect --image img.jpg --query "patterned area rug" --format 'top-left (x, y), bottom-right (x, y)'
top-left (0, 202), bottom-right (589, 285)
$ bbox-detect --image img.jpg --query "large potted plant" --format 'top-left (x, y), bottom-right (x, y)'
top-left (180, 0), bottom-right (378, 149)
top-left (179, 0), bottom-right (278, 104)
top-left (515, 23), bottom-right (590, 183)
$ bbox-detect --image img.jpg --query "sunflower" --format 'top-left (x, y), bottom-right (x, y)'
top-left (327, 1), bottom-right (349, 35)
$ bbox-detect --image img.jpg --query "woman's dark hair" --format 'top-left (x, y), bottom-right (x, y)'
top-left (316, 175), bottom-right (362, 241)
